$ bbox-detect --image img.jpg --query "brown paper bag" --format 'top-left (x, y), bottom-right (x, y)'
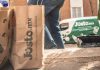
top-left (0, 10), bottom-right (10, 68)
top-left (11, 5), bottom-right (45, 70)
top-left (8, 8), bottom-right (16, 55)
top-left (9, 0), bottom-right (27, 6)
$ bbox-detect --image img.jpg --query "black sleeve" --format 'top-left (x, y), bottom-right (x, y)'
top-left (28, 0), bottom-right (37, 5)
top-left (58, 0), bottom-right (65, 8)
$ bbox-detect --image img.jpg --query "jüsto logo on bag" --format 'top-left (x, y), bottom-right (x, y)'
top-left (24, 18), bottom-right (33, 60)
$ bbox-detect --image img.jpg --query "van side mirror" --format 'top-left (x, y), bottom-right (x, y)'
top-left (60, 23), bottom-right (69, 31)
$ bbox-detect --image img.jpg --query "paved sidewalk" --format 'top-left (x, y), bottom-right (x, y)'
top-left (43, 47), bottom-right (100, 70)
top-left (2, 46), bottom-right (100, 70)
